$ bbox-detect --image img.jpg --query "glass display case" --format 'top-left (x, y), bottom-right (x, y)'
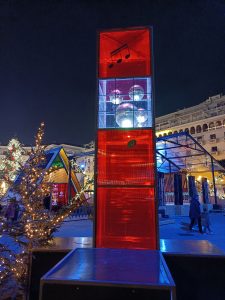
top-left (98, 77), bottom-right (152, 128)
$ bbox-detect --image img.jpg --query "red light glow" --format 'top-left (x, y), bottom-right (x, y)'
top-left (99, 28), bottom-right (151, 78)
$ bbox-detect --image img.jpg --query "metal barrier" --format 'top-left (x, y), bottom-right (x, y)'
top-left (73, 205), bottom-right (94, 218)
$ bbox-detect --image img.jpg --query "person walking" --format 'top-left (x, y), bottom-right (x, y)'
top-left (4, 198), bottom-right (16, 223)
top-left (43, 194), bottom-right (51, 210)
top-left (189, 194), bottom-right (203, 233)
top-left (201, 206), bottom-right (212, 234)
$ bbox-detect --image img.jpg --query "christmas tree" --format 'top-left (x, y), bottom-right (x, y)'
top-left (0, 123), bottom-right (91, 299)
top-left (0, 123), bottom-right (55, 298)
top-left (0, 138), bottom-right (24, 196)
top-left (0, 138), bottom-right (24, 181)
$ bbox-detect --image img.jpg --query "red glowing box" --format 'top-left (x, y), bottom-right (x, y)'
top-left (95, 186), bottom-right (157, 250)
top-left (97, 129), bottom-right (155, 186)
top-left (95, 129), bottom-right (157, 250)
top-left (99, 28), bottom-right (152, 78)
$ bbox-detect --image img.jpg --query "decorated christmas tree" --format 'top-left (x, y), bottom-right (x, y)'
top-left (0, 123), bottom-right (55, 298)
top-left (0, 138), bottom-right (24, 197)
top-left (0, 138), bottom-right (24, 181)
top-left (0, 123), bottom-right (93, 299)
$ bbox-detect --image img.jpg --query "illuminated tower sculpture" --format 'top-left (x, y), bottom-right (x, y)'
top-left (95, 27), bottom-right (158, 250)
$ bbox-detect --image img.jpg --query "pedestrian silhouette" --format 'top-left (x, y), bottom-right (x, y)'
top-left (189, 194), bottom-right (203, 233)
top-left (201, 205), bottom-right (212, 234)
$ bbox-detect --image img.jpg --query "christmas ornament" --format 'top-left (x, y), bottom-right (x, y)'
top-left (116, 102), bottom-right (137, 128)
top-left (135, 108), bottom-right (148, 124)
top-left (129, 84), bottom-right (144, 101)
top-left (109, 89), bottom-right (123, 105)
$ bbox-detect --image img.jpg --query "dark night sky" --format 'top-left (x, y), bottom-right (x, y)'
top-left (0, 0), bottom-right (225, 146)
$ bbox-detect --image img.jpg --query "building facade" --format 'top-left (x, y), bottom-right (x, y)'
top-left (156, 94), bottom-right (225, 163)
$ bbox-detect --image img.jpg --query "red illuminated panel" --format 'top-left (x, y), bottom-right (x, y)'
top-left (99, 28), bottom-right (151, 78)
top-left (51, 183), bottom-right (68, 206)
top-left (96, 187), bottom-right (157, 249)
top-left (51, 183), bottom-right (76, 206)
top-left (97, 129), bottom-right (155, 186)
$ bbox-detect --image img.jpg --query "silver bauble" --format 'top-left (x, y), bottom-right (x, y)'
top-left (129, 85), bottom-right (144, 101)
top-left (135, 108), bottom-right (148, 123)
top-left (109, 89), bottom-right (123, 105)
top-left (116, 103), bottom-right (137, 128)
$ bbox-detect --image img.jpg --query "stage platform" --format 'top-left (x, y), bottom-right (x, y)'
top-left (160, 239), bottom-right (224, 256)
top-left (29, 237), bottom-right (92, 300)
top-left (31, 238), bottom-right (225, 300)
top-left (161, 239), bottom-right (225, 300)
top-left (39, 248), bottom-right (176, 300)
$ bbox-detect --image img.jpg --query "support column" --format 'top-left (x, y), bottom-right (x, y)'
top-left (211, 157), bottom-right (218, 205)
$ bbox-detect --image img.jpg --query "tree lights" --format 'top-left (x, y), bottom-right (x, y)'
top-left (0, 138), bottom-right (24, 196)
top-left (0, 123), bottom-right (93, 298)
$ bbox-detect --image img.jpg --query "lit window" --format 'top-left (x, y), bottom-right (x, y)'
top-left (216, 120), bottom-right (222, 127)
top-left (203, 124), bottom-right (208, 132)
top-left (190, 127), bottom-right (195, 134)
top-left (209, 122), bottom-right (214, 129)
top-left (196, 125), bottom-right (201, 133)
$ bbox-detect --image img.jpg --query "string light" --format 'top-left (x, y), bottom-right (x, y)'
top-left (0, 123), bottom-right (94, 298)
